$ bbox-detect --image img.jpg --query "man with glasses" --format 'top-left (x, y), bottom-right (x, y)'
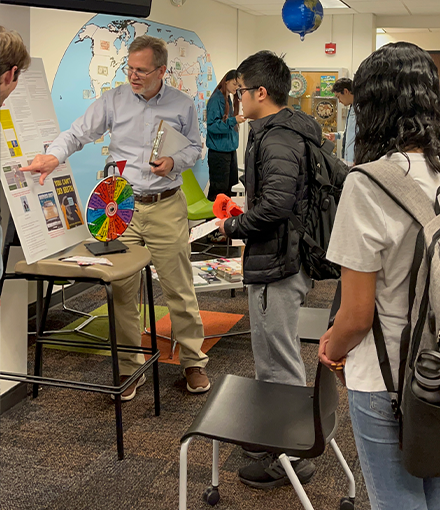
top-left (22, 35), bottom-right (210, 398)
top-left (0, 26), bottom-right (31, 281)
top-left (217, 51), bottom-right (321, 489)
top-left (325, 77), bottom-right (355, 167)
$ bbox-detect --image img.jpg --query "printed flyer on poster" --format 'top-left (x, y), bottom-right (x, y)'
top-left (0, 58), bottom-right (88, 264)
top-left (320, 75), bottom-right (336, 97)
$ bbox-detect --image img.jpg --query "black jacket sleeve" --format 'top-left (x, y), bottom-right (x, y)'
top-left (224, 129), bottom-right (304, 239)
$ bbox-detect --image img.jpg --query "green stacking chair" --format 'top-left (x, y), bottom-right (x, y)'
top-left (181, 168), bottom-right (215, 221)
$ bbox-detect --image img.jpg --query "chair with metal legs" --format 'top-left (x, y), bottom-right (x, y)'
top-left (28, 279), bottom-right (108, 341)
top-left (179, 363), bottom-right (355, 510)
top-left (0, 240), bottom-right (160, 460)
top-left (179, 282), bottom-right (354, 510)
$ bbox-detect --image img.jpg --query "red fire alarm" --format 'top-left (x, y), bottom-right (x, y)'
top-left (325, 42), bottom-right (336, 55)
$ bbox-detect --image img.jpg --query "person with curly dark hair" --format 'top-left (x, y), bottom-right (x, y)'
top-left (319, 42), bottom-right (440, 509)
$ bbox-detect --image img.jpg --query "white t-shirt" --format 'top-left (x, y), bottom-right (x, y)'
top-left (327, 153), bottom-right (440, 392)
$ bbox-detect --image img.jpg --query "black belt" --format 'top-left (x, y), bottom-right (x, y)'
top-left (134, 187), bottom-right (180, 204)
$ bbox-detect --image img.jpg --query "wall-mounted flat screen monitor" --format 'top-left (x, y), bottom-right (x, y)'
top-left (1, 0), bottom-right (152, 17)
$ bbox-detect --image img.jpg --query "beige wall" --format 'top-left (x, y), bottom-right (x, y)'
top-left (0, 4), bottom-right (31, 46)
top-left (254, 13), bottom-right (376, 77)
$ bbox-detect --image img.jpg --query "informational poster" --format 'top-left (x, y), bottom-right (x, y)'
top-left (320, 75), bottom-right (336, 97)
top-left (0, 58), bottom-right (88, 264)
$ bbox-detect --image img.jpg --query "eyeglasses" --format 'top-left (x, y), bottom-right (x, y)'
top-left (122, 65), bottom-right (161, 79)
top-left (236, 87), bottom-right (260, 100)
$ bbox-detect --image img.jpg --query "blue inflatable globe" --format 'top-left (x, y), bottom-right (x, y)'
top-left (282, 0), bottom-right (324, 41)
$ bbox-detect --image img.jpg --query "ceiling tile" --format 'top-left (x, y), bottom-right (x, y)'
top-left (344, 1), bottom-right (409, 15)
top-left (403, 1), bottom-right (440, 15)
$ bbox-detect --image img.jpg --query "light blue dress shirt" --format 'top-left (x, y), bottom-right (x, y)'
top-left (48, 82), bottom-right (202, 195)
top-left (334, 105), bottom-right (356, 166)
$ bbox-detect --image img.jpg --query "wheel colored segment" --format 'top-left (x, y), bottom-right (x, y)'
top-left (86, 175), bottom-right (134, 242)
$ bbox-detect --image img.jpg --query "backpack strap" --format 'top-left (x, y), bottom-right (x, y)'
top-left (352, 160), bottom-right (435, 227)
top-left (352, 159), bottom-right (437, 417)
top-left (372, 308), bottom-right (397, 391)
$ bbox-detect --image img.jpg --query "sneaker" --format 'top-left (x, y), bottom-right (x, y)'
top-left (238, 453), bottom-right (315, 489)
top-left (111, 373), bottom-right (146, 402)
top-left (242, 445), bottom-right (268, 460)
top-left (183, 367), bottom-right (211, 393)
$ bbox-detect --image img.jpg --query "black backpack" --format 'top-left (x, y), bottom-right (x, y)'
top-left (288, 136), bottom-right (349, 280)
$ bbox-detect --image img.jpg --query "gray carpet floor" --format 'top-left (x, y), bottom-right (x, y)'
top-left (0, 273), bottom-right (371, 510)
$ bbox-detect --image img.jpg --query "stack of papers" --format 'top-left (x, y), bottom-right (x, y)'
top-left (60, 256), bottom-right (113, 266)
top-left (189, 219), bottom-right (219, 243)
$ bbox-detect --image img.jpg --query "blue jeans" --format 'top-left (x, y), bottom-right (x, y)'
top-left (348, 390), bottom-right (440, 510)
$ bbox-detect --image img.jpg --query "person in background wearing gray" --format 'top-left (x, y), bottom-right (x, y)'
top-left (22, 35), bottom-right (210, 399)
top-left (217, 50), bottom-right (318, 489)
top-left (325, 77), bottom-right (355, 167)
top-left (0, 26), bottom-right (31, 282)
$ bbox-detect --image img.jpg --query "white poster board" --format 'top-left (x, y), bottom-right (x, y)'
top-left (0, 58), bottom-right (88, 264)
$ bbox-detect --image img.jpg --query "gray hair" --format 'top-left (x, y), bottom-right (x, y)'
top-left (128, 35), bottom-right (167, 68)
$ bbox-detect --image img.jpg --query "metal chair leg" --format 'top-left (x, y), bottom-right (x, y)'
top-left (279, 453), bottom-right (315, 510)
top-left (146, 265), bottom-right (160, 417)
top-left (105, 283), bottom-right (124, 460)
top-left (330, 439), bottom-right (355, 499)
top-left (33, 280), bottom-right (53, 398)
top-left (212, 439), bottom-right (219, 487)
top-left (179, 437), bottom-right (193, 510)
top-left (29, 283), bottom-right (108, 342)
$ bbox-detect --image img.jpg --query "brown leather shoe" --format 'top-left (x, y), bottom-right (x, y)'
top-left (183, 367), bottom-right (210, 393)
top-left (111, 374), bottom-right (146, 402)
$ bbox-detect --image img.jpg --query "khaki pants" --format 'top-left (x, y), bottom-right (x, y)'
top-left (113, 189), bottom-right (208, 375)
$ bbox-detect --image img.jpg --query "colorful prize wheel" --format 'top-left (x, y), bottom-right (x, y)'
top-left (86, 176), bottom-right (134, 243)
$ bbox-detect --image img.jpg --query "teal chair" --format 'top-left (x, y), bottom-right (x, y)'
top-left (181, 169), bottom-right (215, 221)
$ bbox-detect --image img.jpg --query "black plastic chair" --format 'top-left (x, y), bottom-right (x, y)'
top-left (179, 360), bottom-right (355, 510)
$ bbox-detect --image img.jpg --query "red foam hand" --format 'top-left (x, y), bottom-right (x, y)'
top-left (213, 193), bottom-right (243, 219)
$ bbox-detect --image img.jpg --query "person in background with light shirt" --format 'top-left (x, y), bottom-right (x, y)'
top-left (0, 26), bottom-right (31, 284)
top-left (21, 35), bottom-right (210, 399)
top-left (325, 77), bottom-right (355, 167)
